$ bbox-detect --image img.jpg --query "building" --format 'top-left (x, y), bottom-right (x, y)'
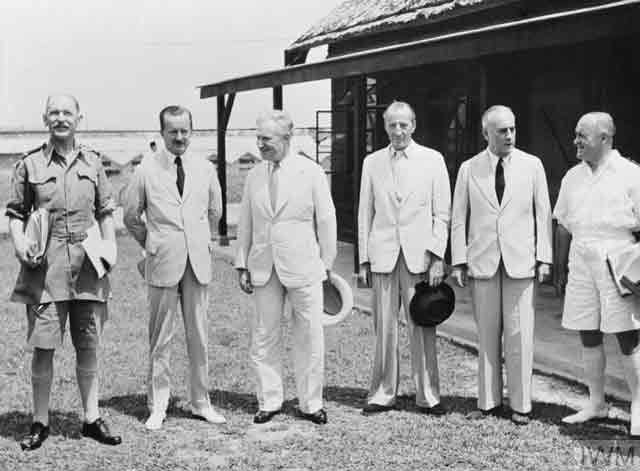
top-left (199, 0), bottom-right (640, 269)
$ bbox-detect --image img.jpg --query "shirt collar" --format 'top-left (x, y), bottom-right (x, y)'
top-left (487, 147), bottom-right (512, 168)
top-left (270, 151), bottom-right (293, 170)
top-left (388, 140), bottom-right (415, 160)
top-left (157, 148), bottom-right (190, 169)
top-left (581, 149), bottom-right (622, 176)
top-left (44, 140), bottom-right (82, 167)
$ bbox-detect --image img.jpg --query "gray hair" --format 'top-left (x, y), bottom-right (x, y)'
top-left (581, 111), bottom-right (616, 138)
top-left (256, 109), bottom-right (294, 137)
top-left (45, 94), bottom-right (80, 113)
top-left (159, 105), bottom-right (193, 132)
top-left (481, 105), bottom-right (514, 132)
top-left (383, 101), bottom-right (416, 123)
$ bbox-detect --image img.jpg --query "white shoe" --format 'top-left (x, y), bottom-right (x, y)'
top-left (192, 406), bottom-right (226, 424)
top-left (145, 411), bottom-right (166, 430)
top-left (562, 404), bottom-right (610, 424)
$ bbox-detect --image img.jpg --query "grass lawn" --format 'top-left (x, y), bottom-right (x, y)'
top-left (0, 235), bottom-right (637, 470)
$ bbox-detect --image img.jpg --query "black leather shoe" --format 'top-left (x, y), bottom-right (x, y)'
top-left (361, 403), bottom-right (394, 416)
top-left (20, 422), bottom-right (50, 451)
top-left (253, 409), bottom-right (281, 424)
top-left (466, 406), bottom-right (503, 420)
top-left (510, 411), bottom-right (531, 426)
top-left (417, 403), bottom-right (446, 416)
top-left (297, 408), bottom-right (327, 425)
top-left (81, 418), bottom-right (122, 445)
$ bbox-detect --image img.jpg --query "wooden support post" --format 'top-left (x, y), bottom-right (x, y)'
top-left (352, 75), bottom-right (367, 274)
top-left (273, 86), bottom-right (283, 110)
top-left (217, 95), bottom-right (229, 246)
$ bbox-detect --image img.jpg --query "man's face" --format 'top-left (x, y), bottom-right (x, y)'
top-left (42, 95), bottom-right (81, 142)
top-left (384, 108), bottom-right (415, 151)
top-left (256, 119), bottom-right (289, 162)
top-left (161, 113), bottom-right (191, 157)
top-left (574, 116), bottom-right (605, 163)
top-left (484, 109), bottom-right (516, 158)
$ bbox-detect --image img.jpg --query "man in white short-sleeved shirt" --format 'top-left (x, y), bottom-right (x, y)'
top-left (554, 112), bottom-right (640, 437)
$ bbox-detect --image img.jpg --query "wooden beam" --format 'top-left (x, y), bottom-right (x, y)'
top-left (352, 76), bottom-right (367, 274)
top-left (273, 86), bottom-right (283, 110)
top-left (217, 95), bottom-right (229, 246)
top-left (199, 1), bottom-right (640, 99)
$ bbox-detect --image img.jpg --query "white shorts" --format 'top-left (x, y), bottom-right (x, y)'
top-left (562, 240), bottom-right (640, 333)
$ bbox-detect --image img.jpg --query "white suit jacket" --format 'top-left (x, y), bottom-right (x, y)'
top-left (358, 141), bottom-right (451, 274)
top-left (234, 153), bottom-right (337, 288)
top-left (123, 149), bottom-right (222, 287)
top-left (451, 148), bottom-right (552, 279)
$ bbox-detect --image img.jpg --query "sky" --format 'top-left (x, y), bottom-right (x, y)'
top-left (0, 0), bottom-right (345, 131)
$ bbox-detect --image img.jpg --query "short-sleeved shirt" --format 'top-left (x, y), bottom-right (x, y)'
top-left (5, 142), bottom-right (116, 305)
top-left (553, 150), bottom-right (640, 243)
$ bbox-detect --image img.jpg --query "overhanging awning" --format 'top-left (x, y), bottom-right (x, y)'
top-left (199, 0), bottom-right (640, 99)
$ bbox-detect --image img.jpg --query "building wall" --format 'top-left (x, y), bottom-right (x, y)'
top-left (329, 34), bottom-right (640, 244)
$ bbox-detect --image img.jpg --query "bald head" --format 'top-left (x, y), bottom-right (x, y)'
top-left (45, 94), bottom-right (80, 114)
top-left (574, 112), bottom-right (615, 165)
top-left (578, 112), bottom-right (615, 140)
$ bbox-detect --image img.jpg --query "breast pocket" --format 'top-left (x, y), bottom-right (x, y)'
top-left (28, 175), bottom-right (57, 206)
top-left (76, 167), bottom-right (98, 207)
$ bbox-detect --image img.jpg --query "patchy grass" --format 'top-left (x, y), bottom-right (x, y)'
top-left (0, 235), bottom-right (635, 470)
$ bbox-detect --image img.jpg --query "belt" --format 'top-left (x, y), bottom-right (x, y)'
top-left (50, 231), bottom-right (87, 243)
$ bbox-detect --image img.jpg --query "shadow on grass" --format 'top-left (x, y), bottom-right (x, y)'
top-left (0, 409), bottom-right (83, 442)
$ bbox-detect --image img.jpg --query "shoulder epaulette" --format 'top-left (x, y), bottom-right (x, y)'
top-left (21, 143), bottom-right (46, 159)
top-left (79, 144), bottom-right (102, 157)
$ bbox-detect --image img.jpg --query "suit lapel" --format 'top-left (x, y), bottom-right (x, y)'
top-left (470, 151), bottom-right (499, 210)
top-left (273, 155), bottom-right (298, 217)
top-left (259, 162), bottom-right (275, 217)
top-left (499, 150), bottom-right (518, 210)
top-left (155, 151), bottom-right (182, 203)
top-left (381, 151), bottom-right (402, 209)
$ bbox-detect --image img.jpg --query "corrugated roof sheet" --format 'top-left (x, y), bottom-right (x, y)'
top-left (289, 0), bottom-right (504, 51)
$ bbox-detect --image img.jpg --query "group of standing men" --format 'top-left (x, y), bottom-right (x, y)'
top-left (357, 101), bottom-right (640, 438)
top-left (7, 93), bottom-right (640, 452)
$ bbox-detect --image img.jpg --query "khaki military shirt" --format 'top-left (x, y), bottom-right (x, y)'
top-left (5, 142), bottom-right (116, 304)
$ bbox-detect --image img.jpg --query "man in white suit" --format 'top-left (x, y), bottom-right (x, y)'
top-left (123, 105), bottom-right (224, 430)
top-left (358, 101), bottom-right (451, 416)
top-left (235, 109), bottom-right (337, 425)
top-left (451, 105), bottom-right (552, 424)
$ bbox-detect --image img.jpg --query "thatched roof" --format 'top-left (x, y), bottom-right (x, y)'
top-left (289, 0), bottom-right (512, 51)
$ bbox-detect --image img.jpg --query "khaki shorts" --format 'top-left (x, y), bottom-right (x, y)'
top-left (562, 242), bottom-right (640, 333)
top-left (26, 301), bottom-right (105, 350)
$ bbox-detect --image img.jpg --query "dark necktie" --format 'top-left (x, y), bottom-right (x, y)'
top-left (175, 156), bottom-right (185, 197)
top-left (495, 157), bottom-right (505, 204)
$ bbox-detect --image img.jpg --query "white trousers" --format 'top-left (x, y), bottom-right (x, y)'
top-left (147, 260), bottom-right (211, 413)
top-left (470, 265), bottom-right (535, 413)
top-left (251, 269), bottom-right (324, 414)
top-left (368, 252), bottom-right (440, 408)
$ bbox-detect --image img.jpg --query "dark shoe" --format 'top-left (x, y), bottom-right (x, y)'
top-left (361, 403), bottom-right (394, 416)
top-left (20, 422), bottom-right (50, 451)
top-left (466, 406), bottom-right (503, 420)
top-left (253, 409), bottom-right (281, 424)
top-left (510, 411), bottom-right (531, 426)
top-left (81, 418), bottom-right (122, 445)
top-left (297, 408), bottom-right (328, 425)
top-left (417, 403), bottom-right (446, 416)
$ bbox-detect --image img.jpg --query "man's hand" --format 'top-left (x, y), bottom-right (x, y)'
top-left (427, 255), bottom-right (445, 287)
top-left (14, 234), bottom-right (38, 268)
top-left (358, 262), bottom-right (371, 288)
top-left (451, 264), bottom-right (468, 288)
top-left (537, 263), bottom-right (551, 284)
top-left (238, 269), bottom-right (254, 294)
